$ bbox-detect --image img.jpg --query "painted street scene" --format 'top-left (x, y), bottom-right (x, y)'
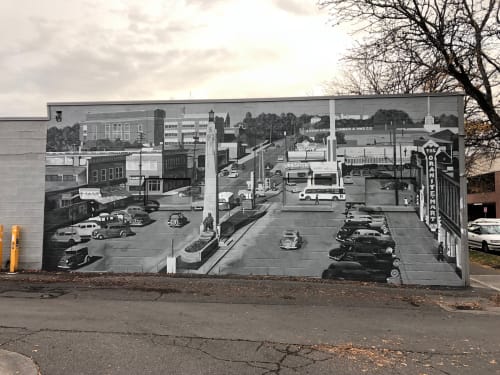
top-left (43, 95), bottom-right (464, 286)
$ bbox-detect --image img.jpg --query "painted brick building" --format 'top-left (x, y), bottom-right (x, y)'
top-left (467, 155), bottom-right (500, 220)
top-left (80, 109), bottom-right (166, 147)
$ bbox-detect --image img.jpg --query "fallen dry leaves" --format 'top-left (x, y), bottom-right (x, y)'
top-left (313, 343), bottom-right (404, 368)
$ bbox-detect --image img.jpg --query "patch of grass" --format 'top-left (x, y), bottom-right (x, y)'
top-left (470, 250), bottom-right (500, 269)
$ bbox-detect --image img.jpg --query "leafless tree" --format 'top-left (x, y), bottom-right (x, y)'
top-left (318, 0), bottom-right (500, 131)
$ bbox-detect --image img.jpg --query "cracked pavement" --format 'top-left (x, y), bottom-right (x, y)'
top-left (0, 274), bottom-right (499, 374)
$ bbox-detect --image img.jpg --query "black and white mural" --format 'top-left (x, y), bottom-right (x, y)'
top-left (42, 94), bottom-right (465, 286)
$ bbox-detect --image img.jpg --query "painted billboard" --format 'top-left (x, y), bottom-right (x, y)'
top-left (42, 94), bottom-right (466, 286)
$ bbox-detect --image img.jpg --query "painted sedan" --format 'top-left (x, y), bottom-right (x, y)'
top-left (279, 229), bottom-right (303, 250)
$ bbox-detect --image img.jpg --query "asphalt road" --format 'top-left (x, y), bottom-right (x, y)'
top-left (212, 204), bottom-right (346, 277)
top-left (0, 275), bottom-right (499, 375)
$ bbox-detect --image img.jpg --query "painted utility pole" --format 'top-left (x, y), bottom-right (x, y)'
top-left (138, 131), bottom-right (145, 197)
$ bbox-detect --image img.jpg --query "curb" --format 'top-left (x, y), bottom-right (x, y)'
top-left (470, 277), bottom-right (500, 292)
top-left (0, 350), bottom-right (39, 375)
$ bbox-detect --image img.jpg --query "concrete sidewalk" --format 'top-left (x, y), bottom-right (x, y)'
top-left (386, 211), bottom-right (464, 287)
top-left (470, 262), bottom-right (500, 292)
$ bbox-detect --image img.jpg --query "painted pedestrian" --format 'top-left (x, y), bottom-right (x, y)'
top-left (437, 242), bottom-right (445, 261)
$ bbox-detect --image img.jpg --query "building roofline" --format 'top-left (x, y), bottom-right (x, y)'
top-left (0, 116), bottom-right (49, 121)
top-left (46, 93), bottom-right (465, 108)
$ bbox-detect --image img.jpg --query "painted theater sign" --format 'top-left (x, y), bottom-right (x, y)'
top-left (423, 140), bottom-right (440, 232)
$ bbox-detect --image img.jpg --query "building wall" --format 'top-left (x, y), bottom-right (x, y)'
top-left (467, 170), bottom-right (500, 219)
top-left (86, 155), bottom-right (127, 187)
top-left (164, 113), bottom-right (227, 145)
top-left (80, 109), bottom-right (166, 146)
top-left (0, 119), bottom-right (46, 270)
top-left (0, 95), bottom-right (466, 284)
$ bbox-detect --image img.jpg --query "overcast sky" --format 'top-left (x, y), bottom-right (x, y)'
top-left (0, 0), bottom-right (352, 117)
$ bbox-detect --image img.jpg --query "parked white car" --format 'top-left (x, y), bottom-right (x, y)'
top-left (51, 227), bottom-right (82, 245)
top-left (71, 221), bottom-right (101, 240)
top-left (468, 218), bottom-right (500, 252)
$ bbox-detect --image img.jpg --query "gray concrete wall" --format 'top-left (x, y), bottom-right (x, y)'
top-left (0, 119), bottom-right (46, 270)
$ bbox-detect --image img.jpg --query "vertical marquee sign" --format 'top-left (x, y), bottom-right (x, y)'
top-left (423, 140), bottom-right (440, 232)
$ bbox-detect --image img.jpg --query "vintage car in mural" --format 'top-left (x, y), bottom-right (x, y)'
top-left (168, 212), bottom-right (189, 228)
top-left (342, 217), bottom-right (389, 233)
top-left (346, 228), bottom-right (393, 242)
top-left (130, 212), bottom-right (153, 226)
top-left (322, 252), bottom-right (400, 282)
top-left (344, 235), bottom-right (396, 253)
top-left (124, 205), bottom-right (148, 216)
top-left (110, 210), bottom-right (132, 223)
top-left (131, 198), bottom-right (160, 212)
top-left (92, 223), bottom-right (134, 239)
top-left (336, 225), bottom-right (389, 242)
top-left (329, 243), bottom-right (401, 268)
top-left (279, 229), bottom-right (303, 250)
top-left (57, 244), bottom-right (91, 270)
top-left (50, 227), bottom-right (83, 245)
top-left (71, 221), bottom-right (101, 240)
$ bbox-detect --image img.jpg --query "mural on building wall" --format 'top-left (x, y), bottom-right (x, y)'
top-left (42, 95), bottom-right (464, 286)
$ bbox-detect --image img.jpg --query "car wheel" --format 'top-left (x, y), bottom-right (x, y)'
top-left (305, 196), bottom-right (311, 201)
top-left (98, 234), bottom-right (104, 240)
top-left (392, 258), bottom-right (401, 268)
top-left (332, 196), bottom-right (339, 201)
top-left (390, 268), bottom-right (400, 278)
top-left (482, 242), bottom-right (489, 253)
top-left (120, 231), bottom-right (127, 238)
top-left (84, 255), bottom-right (90, 264)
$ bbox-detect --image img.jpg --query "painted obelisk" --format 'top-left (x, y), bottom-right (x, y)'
top-left (201, 110), bottom-right (219, 235)
top-left (327, 99), bottom-right (337, 164)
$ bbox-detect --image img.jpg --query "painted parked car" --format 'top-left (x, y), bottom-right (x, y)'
top-left (279, 229), bottom-right (303, 250)
top-left (130, 212), bottom-right (153, 226)
top-left (57, 244), bottom-right (91, 270)
top-left (92, 223), bottom-right (134, 239)
top-left (168, 212), bottom-right (189, 228)
top-left (329, 244), bottom-right (401, 268)
top-left (51, 227), bottom-right (82, 245)
top-left (322, 252), bottom-right (400, 282)
top-left (344, 235), bottom-right (396, 253)
top-left (71, 221), bottom-right (101, 240)
top-left (336, 225), bottom-right (388, 242)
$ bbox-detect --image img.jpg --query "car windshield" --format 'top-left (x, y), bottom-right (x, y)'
top-left (65, 250), bottom-right (76, 254)
top-left (481, 225), bottom-right (500, 234)
top-left (283, 231), bottom-right (296, 237)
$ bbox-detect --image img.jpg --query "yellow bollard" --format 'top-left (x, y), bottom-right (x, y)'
top-left (10, 225), bottom-right (20, 273)
top-left (0, 224), bottom-right (3, 271)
